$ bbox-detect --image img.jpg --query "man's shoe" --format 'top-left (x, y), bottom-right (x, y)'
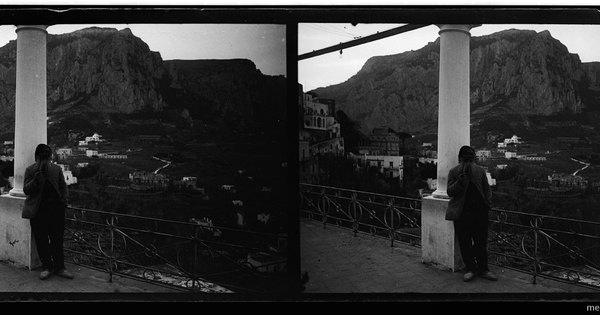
top-left (55, 268), bottom-right (74, 280)
top-left (463, 271), bottom-right (476, 282)
top-left (39, 269), bottom-right (52, 280)
top-left (480, 270), bottom-right (498, 281)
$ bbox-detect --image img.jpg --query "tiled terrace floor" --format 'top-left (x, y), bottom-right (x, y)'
top-left (300, 218), bottom-right (600, 301)
top-left (0, 258), bottom-right (289, 302)
top-left (0, 260), bottom-right (186, 301)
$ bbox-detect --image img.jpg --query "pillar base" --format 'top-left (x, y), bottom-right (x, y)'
top-left (8, 188), bottom-right (25, 198)
top-left (421, 196), bottom-right (464, 272)
top-left (431, 189), bottom-right (450, 199)
top-left (0, 194), bottom-right (41, 270)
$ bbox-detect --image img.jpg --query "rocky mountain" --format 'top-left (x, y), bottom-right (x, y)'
top-left (163, 59), bottom-right (286, 131)
top-left (0, 27), bottom-right (286, 136)
top-left (583, 62), bottom-right (600, 89)
top-left (312, 29), bottom-right (599, 137)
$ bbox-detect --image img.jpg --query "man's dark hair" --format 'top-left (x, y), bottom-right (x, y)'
top-left (34, 143), bottom-right (52, 161)
top-left (458, 145), bottom-right (476, 162)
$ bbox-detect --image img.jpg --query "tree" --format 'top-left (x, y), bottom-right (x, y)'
top-left (396, 131), bottom-right (413, 155)
top-left (336, 110), bottom-right (365, 154)
top-left (419, 162), bottom-right (437, 179)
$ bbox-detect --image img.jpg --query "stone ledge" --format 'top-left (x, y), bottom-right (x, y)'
top-left (0, 194), bottom-right (41, 270)
top-left (421, 196), bottom-right (464, 272)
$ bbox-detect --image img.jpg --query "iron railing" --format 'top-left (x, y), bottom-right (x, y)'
top-left (488, 208), bottom-right (600, 290)
top-left (63, 206), bottom-right (289, 294)
top-left (299, 183), bottom-right (422, 247)
top-left (300, 183), bottom-right (600, 291)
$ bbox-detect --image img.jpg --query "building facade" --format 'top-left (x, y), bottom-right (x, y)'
top-left (359, 128), bottom-right (401, 156)
top-left (298, 88), bottom-right (345, 161)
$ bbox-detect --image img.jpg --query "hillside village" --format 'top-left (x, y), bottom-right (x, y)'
top-left (0, 129), bottom-right (288, 272)
top-left (299, 87), bottom-right (600, 214)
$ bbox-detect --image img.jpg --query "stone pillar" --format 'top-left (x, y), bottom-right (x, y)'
top-left (0, 25), bottom-right (47, 270)
top-left (422, 24), bottom-right (478, 271)
top-left (432, 24), bottom-right (475, 199)
top-left (0, 196), bottom-right (40, 269)
top-left (421, 196), bottom-right (463, 271)
top-left (9, 25), bottom-right (47, 197)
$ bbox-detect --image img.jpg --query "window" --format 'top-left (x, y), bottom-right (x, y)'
top-left (389, 161), bottom-right (394, 168)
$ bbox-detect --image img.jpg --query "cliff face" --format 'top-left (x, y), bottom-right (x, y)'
top-left (164, 59), bottom-right (287, 130)
top-left (46, 28), bottom-right (168, 115)
top-left (313, 29), bottom-right (594, 135)
top-left (582, 62), bottom-right (600, 89)
top-left (0, 27), bottom-right (286, 134)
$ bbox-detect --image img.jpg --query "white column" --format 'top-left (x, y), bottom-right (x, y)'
top-left (432, 24), bottom-right (477, 199)
top-left (421, 24), bottom-right (479, 271)
top-left (9, 25), bottom-right (47, 197)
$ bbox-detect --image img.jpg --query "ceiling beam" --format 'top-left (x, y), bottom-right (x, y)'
top-left (298, 24), bottom-right (431, 61)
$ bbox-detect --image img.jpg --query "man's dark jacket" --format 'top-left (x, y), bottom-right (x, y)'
top-left (22, 162), bottom-right (68, 219)
top-left (445, 162), bottom-right (492, 221)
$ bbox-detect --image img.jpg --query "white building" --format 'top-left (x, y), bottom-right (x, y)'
top-left (426, 178), bottom-right (437, 190)
top-left (497, 142), bottom-right (507, 148)
top-left (303, 94), bottom-right (335, 131)
top-left (78, 140), bottom-right (88, 146)
top-left (476, 150), bottom-right (491, 159)
top-left (100, 154), bottom-right (128, 159)
top-left (361, 155), bottom-right (403, 169)
top-left (505, 151), bottom-right (517, 159)
top-left (496, 164), bottom-right (508, 170)
top-left (62, 170), bottom-right (78, 185)
top-left (517, 156), bottom-right (547, 162)
top-left (486, 171), bottom-right (496, 186)
top-left (57, 164), bottom-right (77, 185)
top-left (504, 135), bottom-right (522, 145)
top-left (0, 156), bottom-right (13, 162)
top-left (86, 150), bottom-right (98, 157)
top-left (56, 148), bottom-right (72, 159)
top-left (77, 162), bottom-right (89, 168)
top-left (85, 132), bottom-right (103, 143)
top-left (358, 154), bottom-right (404, 179)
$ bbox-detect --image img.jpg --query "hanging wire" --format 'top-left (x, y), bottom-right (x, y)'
top-left (305, 23), bottom-right (358, 40)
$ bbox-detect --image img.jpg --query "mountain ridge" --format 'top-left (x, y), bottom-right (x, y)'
top-left (0, 27), bottom-right (286, 137)
top-left (312, 29), bottom-right (598, 138)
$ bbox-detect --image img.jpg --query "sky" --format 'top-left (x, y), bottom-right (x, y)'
top-left (0, 24), bottom-right (287, 77)
top-left (299, 24), bottom-right (600, 92)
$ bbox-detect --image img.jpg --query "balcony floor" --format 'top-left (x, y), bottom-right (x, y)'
top-left (300, 218), bottom-right (600, 300)
top-left (0, 260), bottom-right (184, 300)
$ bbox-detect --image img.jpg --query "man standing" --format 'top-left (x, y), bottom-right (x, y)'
top-left (22, 144), bottom-right (73, 280)
top-left (446, 145), bottom-right (497, 282)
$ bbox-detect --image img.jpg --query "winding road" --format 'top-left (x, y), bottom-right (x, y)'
top-left (152, 156), bottom-right (172, 174)
top-left (571, 157), bottom-right (591, 176)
